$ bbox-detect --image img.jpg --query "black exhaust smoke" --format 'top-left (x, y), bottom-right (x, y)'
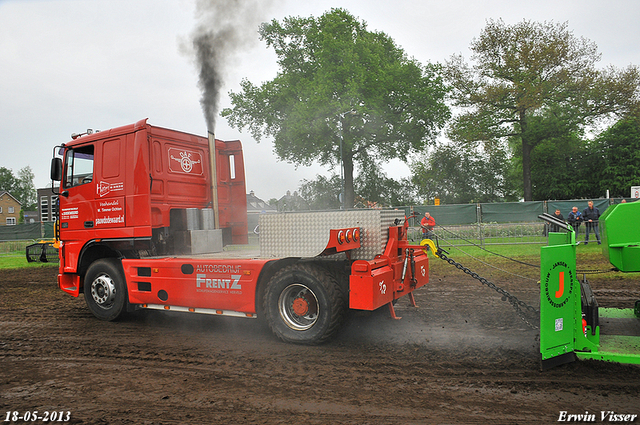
top-left (189, 0), bottom-right (277, 132)
top-left (193, 30), bottom-right (224, 132)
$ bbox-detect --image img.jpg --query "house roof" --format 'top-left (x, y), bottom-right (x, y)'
top-left (0, 191), bottom-right (21, 205)
top-left (246, 191), bottom-right (277, 213)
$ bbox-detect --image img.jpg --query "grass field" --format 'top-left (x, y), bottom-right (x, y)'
top-left (0, 252), bottom-right (59, 269)
top-left (431, 236), bottom-right (640, 283)
top-left (0, 241), bottom-right (59, 270)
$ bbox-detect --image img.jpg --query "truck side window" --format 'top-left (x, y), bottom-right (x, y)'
top-left (64, 145), bottom-right (95, 188)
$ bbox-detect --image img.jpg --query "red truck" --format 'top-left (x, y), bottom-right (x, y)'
top-left (50, 119), bottom-right (431, 343)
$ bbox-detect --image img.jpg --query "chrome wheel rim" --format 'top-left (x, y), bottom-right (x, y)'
top-left (278, 284), bottom-right (319, 331)
top-left (90, 273), bottom-right (117, 309)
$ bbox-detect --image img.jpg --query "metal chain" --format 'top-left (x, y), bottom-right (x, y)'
top-left (436, 225), bottom-right (540, 269)
top-left (437, 249), bottom-right (540, 330)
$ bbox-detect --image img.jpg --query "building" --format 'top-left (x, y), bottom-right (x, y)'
top-left (0, 191), bottom-right (21, 225)
top-left (277, 190), bottom-right (310, 211)
top-left (23, 211), bottom-right (39, 224)
top-left (37, 187), bottom-right (58, 223)
top-left (246, 191), bottom-right (277, 233)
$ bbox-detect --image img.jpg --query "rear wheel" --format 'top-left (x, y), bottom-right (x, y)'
top-left (264, 263), bottom-right (346, 344)
top-left (84, 259), bottom-right (127, 321)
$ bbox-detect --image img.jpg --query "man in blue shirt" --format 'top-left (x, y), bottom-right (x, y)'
top-left (567, 206), bottom-right (582, 236)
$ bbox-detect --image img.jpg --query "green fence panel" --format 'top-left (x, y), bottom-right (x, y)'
top-left (0, 223), bottom-right (42, 241)
top-left (548, 200), bottom-right (579, 217)
top-left (548, 199), bottom-right (610, 218)
top-left (410, 204), bottom-right (477, 225)
top-left (43, 222), bottom-right (55, 238)
top-left (480, 201), bottom-right (544, 223)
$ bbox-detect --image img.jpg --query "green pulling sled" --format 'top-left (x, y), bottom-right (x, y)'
top-left (539, 201), bottom-right (640, 370)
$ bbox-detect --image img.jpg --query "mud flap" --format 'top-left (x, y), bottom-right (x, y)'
top-left (541, 352), bottom-right (577, 370)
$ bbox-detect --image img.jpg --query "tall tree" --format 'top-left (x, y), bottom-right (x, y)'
top-left (0, 167), bottom-right (17, 194)
top-left (445, 19), bottom-right (639, 201)
top-left (15, 166), bottom-right (37, 210)
top-left (222, 8), bottom-right (450, 208)
top-left (518, 108), bottom-right (591, 200)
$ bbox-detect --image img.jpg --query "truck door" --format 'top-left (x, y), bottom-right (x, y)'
top-left (58, 144), bottom-right (96, 271)
top-left (59, 144), bottom-right (96, 233)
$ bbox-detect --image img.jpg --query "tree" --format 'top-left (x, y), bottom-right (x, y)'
top-left (222, 8), bottom-right (450, 208)
top-left (588, 113), bottom-right (640, 197)
top-left (354, 161), bottom-right (418, 207)
top-left (410, 140), bottom-right (517, 204)
top-left (0, 167), bottom-right (17, 194)
top-left (16, 166), bottom-right (36, 210)
top-left (445, 19), bottom-right (640, 201)
top-left (528, 131), bottom-right (589, 200)
top-left (299, 175), bottom-right (342, 210)
top-left (300, 164), bottom-right (416, 210)
top-left (0, 166), bottom-right (36, 211)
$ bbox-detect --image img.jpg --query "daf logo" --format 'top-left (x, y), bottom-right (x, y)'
top-left (171, 151), bottom-right (201, 173)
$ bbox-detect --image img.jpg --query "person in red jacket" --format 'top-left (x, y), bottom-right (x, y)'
top-left (420, 212), bottom-right (436, 239)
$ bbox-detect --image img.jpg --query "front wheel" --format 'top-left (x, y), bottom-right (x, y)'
top-left (264, 263), bottom-right (346, 344)
top-left (84, 259), bottom-right (127, 321)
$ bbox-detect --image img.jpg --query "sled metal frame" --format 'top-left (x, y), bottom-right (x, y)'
top-left (26, 240), bottom-right (58, 263)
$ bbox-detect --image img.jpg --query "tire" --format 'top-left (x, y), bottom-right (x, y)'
top-left (84, 259), bottom-right (127, 321)
top-left (263, 263), bottom-right (346, 344)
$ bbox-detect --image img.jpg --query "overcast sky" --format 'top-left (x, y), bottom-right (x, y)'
top-left (1, 0), bottom-right (638, 201)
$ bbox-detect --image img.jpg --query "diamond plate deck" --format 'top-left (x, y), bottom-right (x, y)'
top-left (259, 209), bottom-right (403, 260)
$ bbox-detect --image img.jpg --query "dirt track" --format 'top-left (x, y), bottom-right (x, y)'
top-left (1, 263), bottom-right (639, 424)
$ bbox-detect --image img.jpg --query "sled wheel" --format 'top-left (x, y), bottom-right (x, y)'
top-left (264, 263), bottom-right (346, 344)
top-left (84, 258), bottom-right (127, 321)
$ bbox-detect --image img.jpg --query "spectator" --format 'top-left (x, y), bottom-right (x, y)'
top-left (549, 209), bottom-right (565, 233)
top-left (582, 201), bottom-right (601, 245)
top-left (420, 212), bottom-right (435, 239)
top-left (567, 206), bottom-right (582, 235)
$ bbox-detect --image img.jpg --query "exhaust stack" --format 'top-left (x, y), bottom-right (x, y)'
top-left (208, 131), bottom-right (220, 229)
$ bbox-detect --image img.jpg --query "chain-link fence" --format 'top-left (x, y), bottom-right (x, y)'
top-left (402, 197), bottom-right (634, 246)
top-left (408, 222), bottom-right (546, 246)
top-left (0, 240), bottom-right (31, 254)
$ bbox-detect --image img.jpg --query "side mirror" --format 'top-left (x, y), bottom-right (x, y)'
top-left (50, 158), bottom-right (62, 181)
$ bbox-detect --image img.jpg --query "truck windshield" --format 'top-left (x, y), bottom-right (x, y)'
top-left (64, 145), bottom-right (94, 188)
